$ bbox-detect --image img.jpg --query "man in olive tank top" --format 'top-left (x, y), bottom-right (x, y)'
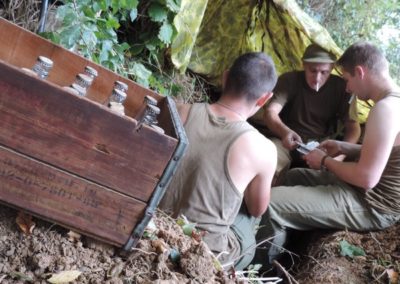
top-left (159, 52), bottom-right (278, 270)
top-left (257, 42), bottom-right (400, 266)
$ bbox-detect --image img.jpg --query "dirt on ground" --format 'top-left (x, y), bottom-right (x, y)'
top-left (0, 204), bottom-right (235, 284)
top-left (290, 224), bottom-right (400, 283)
top-left (1, 204), bottom-right (400, 283)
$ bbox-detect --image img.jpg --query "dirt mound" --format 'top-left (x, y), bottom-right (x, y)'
top-left (0, 204), bottom-right (232, 283)
top-left (293, 225), bottom-right (400, 283)
top-left (2, 202), bottom-right (399, 283)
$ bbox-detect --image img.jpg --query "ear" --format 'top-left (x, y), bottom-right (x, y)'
top-left (354, 65), bottom-right (365, 79)
top-left (256, 92), bottom-right (273, 107)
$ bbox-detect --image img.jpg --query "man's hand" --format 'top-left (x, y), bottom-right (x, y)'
top-left (303, 148), bottom-right (327, 170)
top-left (319, 139), bottom-right (343, 157)
top-left (282, 131), bottom-right (302, 150)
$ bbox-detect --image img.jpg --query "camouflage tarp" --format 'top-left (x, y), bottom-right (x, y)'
top-left (172, 0), bottom-right (341, 81)
top-left (171, 0), bottom-right (371, 123)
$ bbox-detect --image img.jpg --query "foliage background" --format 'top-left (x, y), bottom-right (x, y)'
top-left (298, 0), bottom-right (400, 82)
top-left (1, 0), bottom-right (399, 92)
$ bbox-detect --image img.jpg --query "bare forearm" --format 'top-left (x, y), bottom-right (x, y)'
top-left (340, 142), bottom-right (362, 160)
top-left (264, 112), bottom-right (292, 138)
top-left (343, 121), bottom-right (361, 144)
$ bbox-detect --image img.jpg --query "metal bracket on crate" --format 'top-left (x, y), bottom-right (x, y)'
top-left (122, 96), bottom-right (188, 252)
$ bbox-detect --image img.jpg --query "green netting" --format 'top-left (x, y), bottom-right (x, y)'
top-left (171, 0), bottom-right (371, 123)
top-left (171, 0), bottom-right (208, 73)
top-left (172, 0), bottom-right (341, 80)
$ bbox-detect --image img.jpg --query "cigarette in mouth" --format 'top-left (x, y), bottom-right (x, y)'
top-left (348, 94), bottom-right (355, 104)
top-left (316, 82), bottom-right (320, 92)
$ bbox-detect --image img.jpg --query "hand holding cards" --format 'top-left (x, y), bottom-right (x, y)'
top-left (296, 141), bottom-right (320, 155)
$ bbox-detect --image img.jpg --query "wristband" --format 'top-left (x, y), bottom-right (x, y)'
top-left (320, 155), bottom-right (330, 171)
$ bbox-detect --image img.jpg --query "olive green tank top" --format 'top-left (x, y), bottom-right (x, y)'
top-left (159, 103), bottom-right (255, 253)
top-left (365, 92), bottom-right (400, 214)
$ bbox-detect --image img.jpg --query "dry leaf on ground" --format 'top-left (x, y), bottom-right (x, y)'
top-left (47, 270), bottom-right (82, 283)
top-left (16, 211), bottom-right (35, 235)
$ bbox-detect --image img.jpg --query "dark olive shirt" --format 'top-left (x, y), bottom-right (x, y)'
top-left (272, 71), bottom-right (351, 141)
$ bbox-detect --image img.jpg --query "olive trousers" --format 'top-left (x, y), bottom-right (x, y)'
top-left (256, 168), bottom-right (400, 264)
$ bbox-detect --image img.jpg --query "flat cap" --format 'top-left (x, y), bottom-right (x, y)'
top-left (302, 44), bottom-right (336, 63)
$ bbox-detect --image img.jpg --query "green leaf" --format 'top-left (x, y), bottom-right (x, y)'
top-left (169, 83), bottom-right (182, 97)
top-left (158, 21), bottom-right (173, 44)
top-left (126, 0), bottom-right (139, 9)
top-left (148, 3), bottom-right (168, 22)
top-left (92, 2), bottom-right (101, 13)
top-left (40, 32), bottom-right (61, 44)
top-left (106, 16), bottom-right (120, 29)
top-left (55, 4), bottom-right (73, 21)
top-left (99, 40), bottom-right (113, 62)
top-left (111, 0), bottom-right (120, 13)
top-left (130, 8), bottom-right (138, 22)
top-left (119, 0), bottom-right (127, 9)
top-left (176, 217), bottom-right (186, 227)
top-left (182, 223), bottom-right (196, 236)
top-left (340, 240), bottom-right (366, 258)
top-left (61, 10), bottom-right (78, 26)
top-left (130, 62), bottom-right (152, 86)
top-left (145, 37), bottom-right (162, 51)
top-left (81, 28), bottom-right (98, 48)
top-left (60, 25), bottom-right (81, 48)
top-left (98, 0), bottom-right (108, 10)
top-left (82, 6), bottom-right (95, 18)
top-left (116, 42), bottom-right (130, 52)
top-left (130, 44), bottom-right (144, 56)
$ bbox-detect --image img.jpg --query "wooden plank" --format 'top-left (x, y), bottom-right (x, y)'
top-left (158, 99), bottom-right (178, 139)
top-left (0, 18), bottom-right (162, 119)
top-left (0, 62), bottom-right (178, 202)
top-left (0, 145), bottom-right (147, 246)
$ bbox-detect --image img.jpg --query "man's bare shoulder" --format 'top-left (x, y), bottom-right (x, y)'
top-left (236, 130), bottom-right (277, 159)
top-left (372, 95), bottom-right (400, 117)
top-left (363, 95), bottom-right (400, 147)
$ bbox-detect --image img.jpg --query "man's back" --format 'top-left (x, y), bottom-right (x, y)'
top-left (159, 103), bottom-right (256, 252)
top-left (159, 51), bottom-right (278, 269)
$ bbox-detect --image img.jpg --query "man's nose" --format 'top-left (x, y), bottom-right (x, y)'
top-left (315, 72), bottom-right (322, 81)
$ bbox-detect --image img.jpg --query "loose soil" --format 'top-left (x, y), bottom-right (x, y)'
top-left (1, 204), bottom-right (400, 283)
top-left (0, 204), bottom-right (233, 284)
top-left (291, 225), bottom-right (400, 283)
top-left (1, 203), bottom-right (400, 284)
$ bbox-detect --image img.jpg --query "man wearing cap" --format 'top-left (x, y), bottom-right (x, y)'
top-left (256, 41), bottom-right (400, 268)
top-left (253, 43), bottom-right (360, 184)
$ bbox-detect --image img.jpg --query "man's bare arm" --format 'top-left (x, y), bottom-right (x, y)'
top-left (243, 136), bottom-right (277, 217)
top-left (264, 102), bottom-right (302, 149)
top-left (307, 98), bottom-right (400, 190)
top-left (228, 132), bottom-right (277, 217)
top-left (343, 119), bottom-right (361, 143)
top-left (333, 119), bottom-right (361, 161)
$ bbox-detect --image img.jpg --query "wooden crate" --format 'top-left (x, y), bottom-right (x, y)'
top-left (0, 18), bottom-right (187, 250)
